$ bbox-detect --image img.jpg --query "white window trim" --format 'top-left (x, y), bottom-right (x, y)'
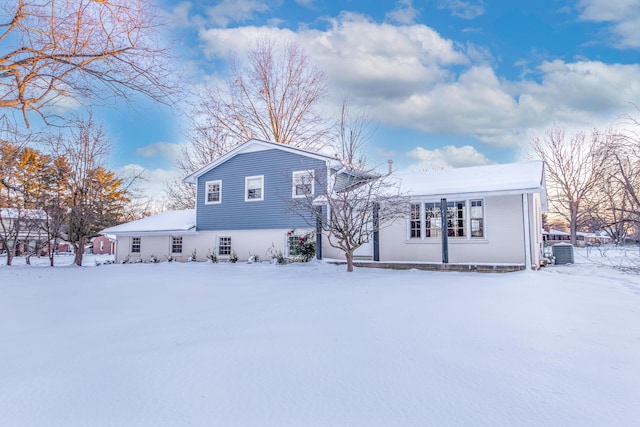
top-left (292, 170), bottom-right (315, 198)
top-left (218, 236), bottom-right (232, 256)
top-left (131, 236), bottom-right (141, 253)
top-left (171, 236), bottom-right (183, 254)
top-left (406, 199), bottom-right (487, 241)
top-left (205, 180), bottom-right (222, 205)
top-left (469, 198), bottom-right (486, 239)
top-left (245, 175), bottom-right (264, 202)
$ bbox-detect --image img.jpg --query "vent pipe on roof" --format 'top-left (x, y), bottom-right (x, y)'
top-left (387, 159), bottom-right (394, 175)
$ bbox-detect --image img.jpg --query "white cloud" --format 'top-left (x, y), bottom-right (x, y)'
top-left (118, 164), bottom-right (179, 200)
top-left (205, 0), bottom-right (270, 28)
top-left (406, 145), bottom-right (493, 170)
top-left (435, 0), bottom-right (485, 20)
top-left (577, 0), bottom-right (640, 48)
top-left (386, 0), bottom-right (421, 25)
top-left (376, 148), bottom-right (397, 159)
top-left (135, 142), bottom-right (184, 161)
top-left (194, 12), bottom-right (640, 151)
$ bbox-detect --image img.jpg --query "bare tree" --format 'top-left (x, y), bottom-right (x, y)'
top-left (291, 101), bottom-right (408, 272)
top-left (601, 114), bottom-right (640, 243)
top-left (168, 37), bottom-right (330, 207)
top-left (0, 0), bottom-right (177, 127)
top-left (202, 37), bottom-right (330, 150)
top-left (530, 127), bottom-right (609, 246)
top-left (46, 115), bottom-right (128, 266)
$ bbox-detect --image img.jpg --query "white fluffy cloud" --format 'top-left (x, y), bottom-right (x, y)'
top-left (577, 0), bottom-right (640, 48)
top-left (135, 141), bottom-right (184, 161)
top-left (406, 145), bottom-right (493, 170)
top-left (118, 164), bottom-right (179, 200)
top-left (194, 11), bottom-right (640, 151)
top-left (386, 0), bottom-right (421, 24)
top-left (434, 0), bottom-right (485, 20)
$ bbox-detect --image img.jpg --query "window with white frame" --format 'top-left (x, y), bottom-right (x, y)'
top-left (292, 170), bottom-right (314, 198)
top-left (100, 240), bottom-right (104, 251)
top-left (417, 201), bottom-right (467, 238)
top-left (446, 201), bottom-right (466, 237)
top-left (131, 237), bottom-right (141, 253)
top-left (205, 180), bottom-right (222, 204)
top-left (425, 202), bottom-right (442, 237)
top-left (245, 175), bottom-right (264, 201)
top-left (470, 199), bottom-right (484, 238)
top-left (410, 203), bottom-right (421, 238)
top-left (218, 236), bottom-right (232, 256)
top-left (171, 236), bottom-right (183, 254)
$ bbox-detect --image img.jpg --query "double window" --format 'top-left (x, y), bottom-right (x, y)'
top-left (205, 180), bottom-right (222, 204)
top-left (292, 170), bottom-right (314, 198)
top-left (245, 175), bottom-right (264, 201)
top-left (409, 200), bottom-right (484, 239)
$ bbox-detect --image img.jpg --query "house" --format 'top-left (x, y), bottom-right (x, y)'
top-left (0, 208), bottom-right (49, 256)
top-left (320, 161), bottom-right (548, 270)
top-left (102, 139), bottom-right (548, 270)
top-left (92, 235), bottom-right (116, 255)
top-left (543, 227), bottom-right (572, 245)
top-left (102, 139), bottom-right (342, 263)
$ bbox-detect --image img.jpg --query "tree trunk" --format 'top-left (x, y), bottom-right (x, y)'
top-left (73, 238), bottom-right (84, 266)
top-left (570, 207), bottom-right (578, 246)
top-left (345, 251), bottom-right (354, 272)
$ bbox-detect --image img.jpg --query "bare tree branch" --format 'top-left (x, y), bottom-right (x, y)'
top-left (0, 0), bottom-right (178, 127)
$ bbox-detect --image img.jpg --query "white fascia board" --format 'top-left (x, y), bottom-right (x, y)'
top-left (106, 229), bottom-right (199, 237)
top-left (183, 138), bottom-right (340, 184)
top-left (407, 187), bottom-right (546, 202)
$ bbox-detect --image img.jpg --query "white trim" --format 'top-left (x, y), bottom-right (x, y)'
top-left (131, 236), bottom-right (141, 253)
top-left (522, 194), bottom-right (532, 270)
top-left (292, 170), bottom-right (315, 198)
top-left (205, 180), bottom-right (222, 205)
top-left (245, 175), bottom-right (264, 202)
top-left (469, 198), bottom-right (485, 239)
top-left (170, 235), bottom-right (183, 254)
top-left (217, 235), bottom-right (232, 257)
top-left (183, 139), bottom-right (340, 184)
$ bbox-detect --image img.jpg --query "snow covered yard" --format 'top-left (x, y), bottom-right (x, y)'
top-left (1, 249), bottom-right (639, 426)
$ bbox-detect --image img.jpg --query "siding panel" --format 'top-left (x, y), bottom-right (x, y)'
top-left (196, 149), bottom-right (327, 230)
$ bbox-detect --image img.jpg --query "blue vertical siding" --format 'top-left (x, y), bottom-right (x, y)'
top-left (196, 149), bottom-right (327, 230)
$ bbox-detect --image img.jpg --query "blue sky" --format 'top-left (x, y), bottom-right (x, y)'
top-left (85, 0), bottom-right (640, 199)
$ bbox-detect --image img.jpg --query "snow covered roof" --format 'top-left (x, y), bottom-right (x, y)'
top-left (395, 161), bottom-right (547, 207)
top-left (101, 209), bottom-right (196, 236)
top-left (0, 208), bottom-right (49, 220)
top-left (543, 229), bottom-right (571, 236)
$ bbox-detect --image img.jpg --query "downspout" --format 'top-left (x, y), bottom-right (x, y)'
top-left (373, 202), bottom-right (380, 261)
top-left (522, 194), bottom-right (532, 270)
top-left (315, 205), bottom-right (323, 260)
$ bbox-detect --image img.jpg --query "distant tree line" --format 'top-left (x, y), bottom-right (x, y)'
top-left (0, 116), bottom-right (127, 266)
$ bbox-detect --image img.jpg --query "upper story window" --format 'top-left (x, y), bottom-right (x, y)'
top-left (292, 170), bottom-right (314, 198)
top-left (206, 180), bottom-right (222, 204)
top-left (131, 237), bottom-right (141, 253)
top-left (245, 175), bottom-right (264, 201)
